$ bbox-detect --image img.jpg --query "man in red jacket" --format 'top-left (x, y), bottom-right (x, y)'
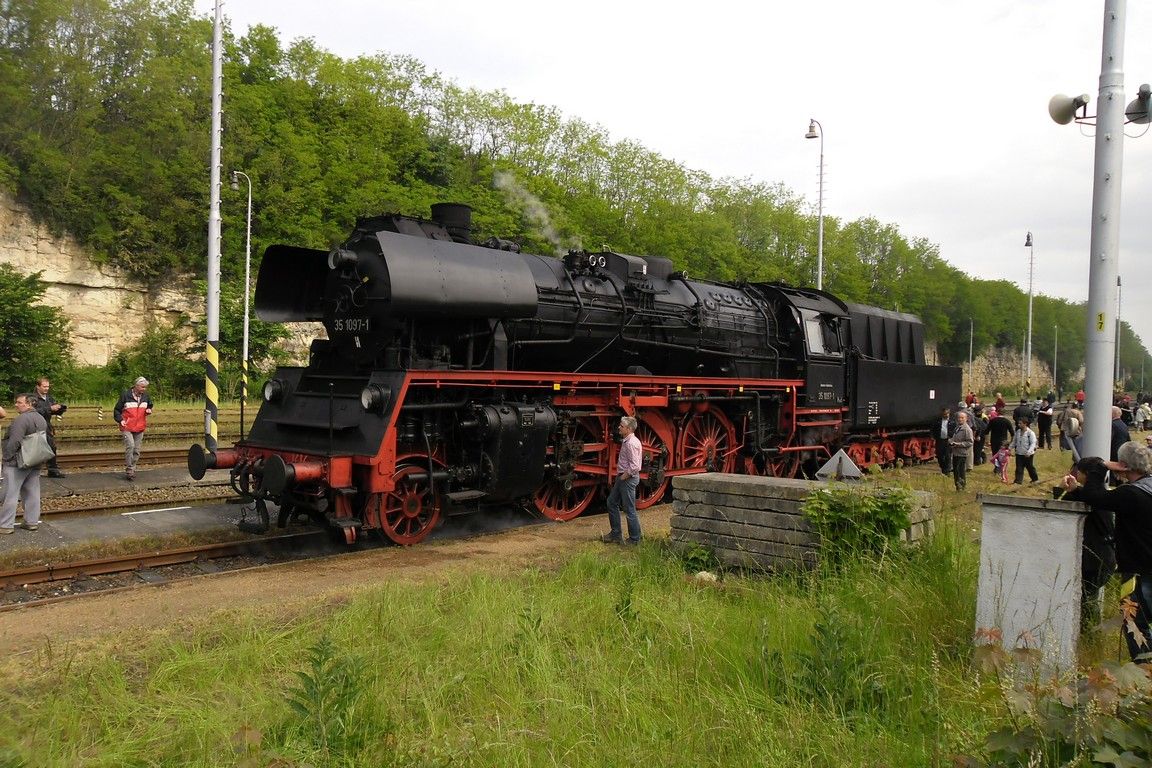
top-left (114, 376), bottom-right (153, 481)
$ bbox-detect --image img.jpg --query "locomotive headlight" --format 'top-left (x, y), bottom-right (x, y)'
top-left (263, 379), bottom-right (286, 403)
top-left (360, 384), bottom-right (391, 413)
top-left (327, 248), bottom-right (359, 270)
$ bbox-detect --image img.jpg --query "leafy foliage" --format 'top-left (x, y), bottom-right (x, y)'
top-left (0, 264), bottom-right (72, 399)
top-left (188, 277), bottom-right (289, 399)
top-left (676, 542), bottom-right (720, 574)
top-left (961, 645), bottom-right (1152, 767)
top-left (802, 484), bottom-right (913, 563)
top-left (0, 0), bottom-right (1148, 383)
top-left (104, 323), bottom-right (200, 398)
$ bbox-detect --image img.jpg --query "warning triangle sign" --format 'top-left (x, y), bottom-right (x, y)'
top-left (815, 449), bottom-right (864, 481)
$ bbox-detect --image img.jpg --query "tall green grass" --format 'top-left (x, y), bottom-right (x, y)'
top-left (0, 524), bottom-right (1004, 767)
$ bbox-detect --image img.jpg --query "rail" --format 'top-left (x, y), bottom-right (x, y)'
top-left (55, 447), bottom-right (195, 469)
top-left (0, 531), bottom-right (330, 610)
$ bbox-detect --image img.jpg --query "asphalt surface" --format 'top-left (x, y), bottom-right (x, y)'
top-left (0, 466), bottom-right (239, 556)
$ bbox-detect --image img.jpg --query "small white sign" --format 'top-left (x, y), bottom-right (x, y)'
top-left (929, 389), bottom-right (936, 400)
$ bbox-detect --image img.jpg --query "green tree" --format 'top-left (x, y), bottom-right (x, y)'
top-left (0, 265), bottom-right (72, 398)
top-left (105, 322), bottom-right (200, 398)
top-left (1, 0), bottom-right (1149, 378)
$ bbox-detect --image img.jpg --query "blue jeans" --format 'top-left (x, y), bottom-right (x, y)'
top-left (606, 475), bottom-right (641, 542)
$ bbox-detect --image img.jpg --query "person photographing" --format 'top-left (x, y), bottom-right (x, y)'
top-left (1061, 441), bottom-right (1152, 663)
top-left (1055, 456), bottom-right (1116, 627)
top-left (32, 377), bottom-right (66, 478)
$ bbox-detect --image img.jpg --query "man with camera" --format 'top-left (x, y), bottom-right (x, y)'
top-left (32, 377), bottom-right (66, 478)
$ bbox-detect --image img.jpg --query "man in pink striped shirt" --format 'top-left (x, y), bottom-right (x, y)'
top-left (602, 416), bottom-right (643, 545)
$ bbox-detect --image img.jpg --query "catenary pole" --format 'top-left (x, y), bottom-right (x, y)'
top-left (805, 119), bottom-right (824, 291)
top-left (1114, 275), bottom-right (1122, 387)
top-left (230, 170), bottom-right (253, 442)
top-left (1025, 232), bottom-right (1034, 393)
top-left (203, 0), bottom-right (223, 454)
top-left (1081, 0), bottom-right (1126, 463)
top-left (968, 318), bottom-right (973, 391)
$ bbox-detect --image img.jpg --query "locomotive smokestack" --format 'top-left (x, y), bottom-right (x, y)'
top-left (430, 203), bottom-right (473, 244)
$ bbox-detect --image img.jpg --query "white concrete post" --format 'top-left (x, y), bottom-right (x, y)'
top-left (975, 494), bottom-right (1087, 674)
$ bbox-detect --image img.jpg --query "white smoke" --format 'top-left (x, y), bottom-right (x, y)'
top-left (493, 170), bottom-right (581, 255)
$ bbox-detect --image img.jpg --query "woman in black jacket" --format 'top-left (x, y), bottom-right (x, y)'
top-left (1061, 441), bottom-right (1152, 663)
top-left (1056, 456), bottom-right (1116, 627)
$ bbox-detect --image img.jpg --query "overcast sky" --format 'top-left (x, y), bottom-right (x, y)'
top-left (195, 0), bottom-right (1152, 368)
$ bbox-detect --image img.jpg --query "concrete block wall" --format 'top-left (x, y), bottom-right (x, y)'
top-left (670, 473), bottom-right (936, 572)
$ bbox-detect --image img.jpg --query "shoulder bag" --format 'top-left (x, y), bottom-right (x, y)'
top-left (17, 430), bottom-right (56, 469)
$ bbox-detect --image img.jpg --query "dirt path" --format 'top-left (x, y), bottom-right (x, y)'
top-left (0, 506), bottom-right (673, 656)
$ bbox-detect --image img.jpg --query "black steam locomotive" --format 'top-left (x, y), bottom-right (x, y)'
top-left (189, 203), bottom-right (960, 544)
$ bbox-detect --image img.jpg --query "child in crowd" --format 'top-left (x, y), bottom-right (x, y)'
top-left (991, 445), bottom-right (1011, 483)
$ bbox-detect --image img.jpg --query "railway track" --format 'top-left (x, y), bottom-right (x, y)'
top-left (41, 490), bottom-right (235, 519)
top-left (0, 530), bottom-right (332, 610)
top-left (55, 447), bottom-right (194, 469)
top-left (0, 501), bottom-right (556, 611)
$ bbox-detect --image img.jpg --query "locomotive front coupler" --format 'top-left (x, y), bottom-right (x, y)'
top-left (228, 455), bottom-right (263, 500)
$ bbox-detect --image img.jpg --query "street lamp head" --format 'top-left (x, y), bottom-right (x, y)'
top-left (805, 119), bottom-right (820, 139)
top-left (1024, 232), bottom-right (1033, 247)
top-left (230, 170), bottom-right (239, 191)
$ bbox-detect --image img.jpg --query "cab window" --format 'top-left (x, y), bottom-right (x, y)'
top-left (802, 311), bottom-right (841, 356)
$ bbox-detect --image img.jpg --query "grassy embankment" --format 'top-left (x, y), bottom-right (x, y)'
top-left (0, 438), bottom-right (1137, 766)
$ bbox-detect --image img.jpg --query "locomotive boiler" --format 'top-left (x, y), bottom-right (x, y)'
top-left (189, 203), bottom-right (961, 544)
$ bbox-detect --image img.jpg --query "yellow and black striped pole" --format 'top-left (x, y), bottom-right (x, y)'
top-left (204, 340), bottom-right (220, 454)
top-left (240, 356), bottom-right (247, 441)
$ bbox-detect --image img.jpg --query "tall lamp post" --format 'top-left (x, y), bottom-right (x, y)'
top-left (1115, 275), bottom-right (1122, 388)
top-left (1024, 232), bottom-right (1034, 394)
top-left (230, 170), bottom-right (252, 441)
top-left (1053, 325), bottom-right (1059, 396)
top-left (968, 318), bottom-right (974, 392)
top-left (1048, 0), bottom-right (1150, 461)
top-left (804, 118), bottom-right (824, 291)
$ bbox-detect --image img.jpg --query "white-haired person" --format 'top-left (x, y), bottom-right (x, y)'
top-left (1062, 440), bottom-right (1152, 664)
top-left (113, 377), bottom-right (153, 481)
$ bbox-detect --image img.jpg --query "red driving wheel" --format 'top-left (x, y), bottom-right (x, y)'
top-left (677, 408), bottom-right (737, 473)
top-left (533, 416), bottom-right (607, 521)
top-left (373, 463), bottom-right (441, 545)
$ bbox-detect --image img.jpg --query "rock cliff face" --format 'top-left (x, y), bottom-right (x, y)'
top-left (0, 194), bottom-right (197, 366)
top-left (0, 193), bottom-right (318, 367)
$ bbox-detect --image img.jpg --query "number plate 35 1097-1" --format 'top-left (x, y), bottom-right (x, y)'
top-left (333, 317), bottom-right (371, 333)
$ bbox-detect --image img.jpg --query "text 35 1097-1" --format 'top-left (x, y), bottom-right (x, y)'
top-left (332, 317), bottom-right (371, 333)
